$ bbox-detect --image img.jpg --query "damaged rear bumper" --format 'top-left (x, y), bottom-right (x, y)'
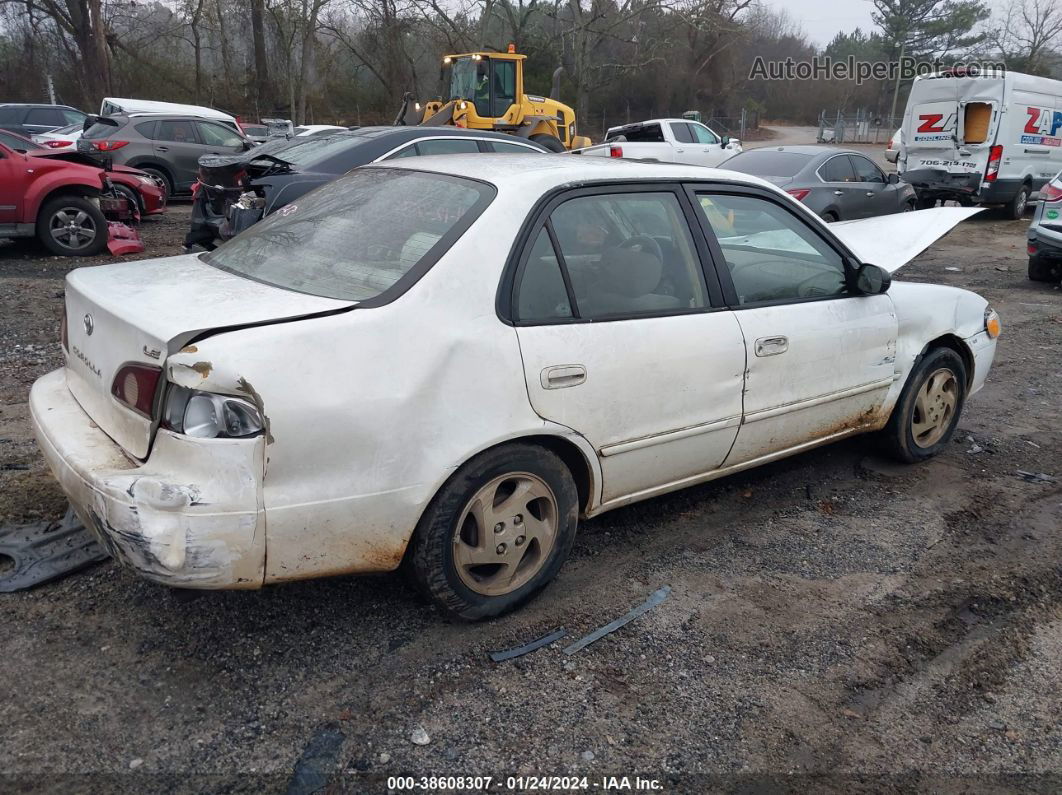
top-left (29, 368), bottom-right (266, 589)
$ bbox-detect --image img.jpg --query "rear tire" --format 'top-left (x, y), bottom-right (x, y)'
top-left (530, 134), bottom-right (566, 153)
top-left (916, 196), bottom-right (937, 210)
top-left (1028, 255), bottom-right (1062, 283)
top-left (37, 196), bottom-right (108, 257)
top-left (1006, 185), bottom-right (1030, 220)
top-left (881, 347), bottom-right (968, 464)
top-left (409, 443), bottom-right (579, 621)
top-left (821, 211), bottom-right (839, 223)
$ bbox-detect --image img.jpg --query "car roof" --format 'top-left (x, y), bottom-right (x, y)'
top-left (737, 145), bottom-right (860, 158)
top-left (369, 152), bottom-right (782, 193)
top-left (333, 126), bottom-right (547, 144)
top-left (0, 103), bottom-right (80, 110)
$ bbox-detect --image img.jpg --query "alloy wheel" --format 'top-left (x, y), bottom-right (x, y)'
top-left (49, 207), bottom-right (98, 251)
top-left (452, 472), bottom-right (559, 596)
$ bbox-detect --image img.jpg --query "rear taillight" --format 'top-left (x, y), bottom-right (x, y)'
top-left (1041, 181), bottom-right (1062, 202)
top-left (986, 145), bottom-right (1003, 181)
top-left (111, 364), bottom-right (163, 418)
top-left (45, 140), bottom-right (70, 148)
top-left (787, 188), bottom-right (811, 202)
top-left (609, 145), bottom-right (623, 158)
top-left (60, 306), bottom-right (68, 352)
top-left (1028, 243), bottom-right (1038, 255)
top-left (93, 140), bottom-right (129, 151)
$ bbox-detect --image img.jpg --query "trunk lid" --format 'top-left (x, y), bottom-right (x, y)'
top-left (63, 254), bottom-right (352, 459)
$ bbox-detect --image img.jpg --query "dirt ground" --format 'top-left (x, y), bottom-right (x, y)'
top-left (1, 192), bottom-right (1061, 794)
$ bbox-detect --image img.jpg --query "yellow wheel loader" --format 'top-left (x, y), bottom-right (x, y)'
top-left (394, 49), bottom-right (592, 152)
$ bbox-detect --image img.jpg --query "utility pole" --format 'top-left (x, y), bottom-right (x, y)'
top-left (45, 73), bottom-right (57, 104)
top-left (888, 39), bottom-right (906, 124)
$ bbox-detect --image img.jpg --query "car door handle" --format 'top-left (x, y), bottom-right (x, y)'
top-left (156, 146), bottom-right (168, 152)
top-left (675, 148), bottom-right (684, 153)
top-left (541, 365), bottom-right (586, 389)
top-left (755, 336), bottom-right (789, 357)
top-left (834, 190), bottom-right (844, 196)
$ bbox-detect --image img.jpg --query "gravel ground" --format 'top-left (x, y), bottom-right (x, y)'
top-left (1, 196), bottom-right (1060, 794)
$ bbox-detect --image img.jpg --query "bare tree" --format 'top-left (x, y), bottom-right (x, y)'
top-left (991, 0), bottom-right (1062, 74)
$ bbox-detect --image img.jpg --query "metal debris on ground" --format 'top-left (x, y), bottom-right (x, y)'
top-left (0, 506), bottom-right (109, 593)
top-left (489, 627), bottom-right (567, 662)
top-left (563, 586), bottom-right (671, 655)
top-left (286, 725), bottom-right (345, 795)
top-left (1016, 470), bottom-right (1055, 484)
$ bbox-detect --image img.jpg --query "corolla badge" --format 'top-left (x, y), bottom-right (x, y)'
top-left (83, 313), bottom-right (94, 335)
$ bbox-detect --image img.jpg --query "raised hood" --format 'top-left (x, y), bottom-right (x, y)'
top-left (63, 254), bottom-right (352, 459)
top-left (830, 207), bottom-right (983, 274)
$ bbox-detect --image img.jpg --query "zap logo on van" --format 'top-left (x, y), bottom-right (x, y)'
top-left (912, 102), bottom-right (957, 142)
top-left (1022, 106), bottom-right (1062, 146)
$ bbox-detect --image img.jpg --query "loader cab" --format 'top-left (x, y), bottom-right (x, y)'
top-left (444, 53), bottom-right (522, 121)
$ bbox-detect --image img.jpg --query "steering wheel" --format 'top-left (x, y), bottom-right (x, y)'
top-left (795, 269), bottom-right (846, 298)
top-left (619, 234), bottom-right (663, 261)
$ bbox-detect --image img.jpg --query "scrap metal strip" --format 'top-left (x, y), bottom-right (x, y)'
top-left (563, 586), bottom-right (671, 655)
top-left (489, 627), bottom-right (567, 662)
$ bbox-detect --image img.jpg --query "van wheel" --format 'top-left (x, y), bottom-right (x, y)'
top-left (1028, 255), bottom-right (1062, 283)
top-left (37, 196), bottom-right (108, 257)
top-left (1006, 185), bottom-right (1030, 219)
top-left (881, 347), bottom-right (968, 464)
top-left (409, 443), bottom-right (579, 621)
top-left (530, 134), bottom-right (566, 153)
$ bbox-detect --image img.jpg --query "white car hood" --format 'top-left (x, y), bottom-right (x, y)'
top-left (831, 207), bottom-right (983, 273)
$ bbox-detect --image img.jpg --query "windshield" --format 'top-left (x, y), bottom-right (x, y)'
top-left (202, 168), bottom-right (495, 302)
top-left (723, 150), bottom-right (812, 178)
top-left (448, 57), bottom-right (479, 103)
top-left (83, 118), bottom-right (122, 139)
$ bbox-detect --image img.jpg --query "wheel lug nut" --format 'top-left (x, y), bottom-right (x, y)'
top-left (514, 514), bottom-right (523, 525)
top-left (494, 523), bottom-right (504, 533)
top-left (515, 535), bottom-right (526, 546)
top-left (496, 543), bottom-right (507, 555)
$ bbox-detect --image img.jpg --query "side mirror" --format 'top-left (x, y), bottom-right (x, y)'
top-left (855, 263), bottom-right (891, 295)
top-left (720, 135), bottom-right (730, 147)
top-left (888, 172), bottom-right (900, 184)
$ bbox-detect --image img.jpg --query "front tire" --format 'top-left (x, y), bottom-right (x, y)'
top-left (37, 196), bottom-right (108, 257)
top-left (881, 347), bottom-right (968, 463)
top-left (409, 443), bottom-right (579, 621)
top-left (530, 133), bottom-right (566, 153)
top-left (1028, 255), bottom-right (1062, 283)
top-left (112, 183), bottom-right (141, 217)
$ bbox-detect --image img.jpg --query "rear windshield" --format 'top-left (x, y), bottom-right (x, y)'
top-left (202, 168), bottom-right (495, 302)
top-left (722, 150), bottom-right (813, 178)
top-left (605, 123), bottom-right (664, 143)
top-left (83, 118), bottom-right (122, 139)
top-left (268, 134), bottom-right (364, 166)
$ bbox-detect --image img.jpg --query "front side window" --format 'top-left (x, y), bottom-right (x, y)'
top-left (849, 155), bottom-right (885, 183)
top-left (691, 124), bottom-right (720, 145)
top-left (521, 191), bottom-right (707, 321)
top-left (695, 193), bottom-right (847, 305)
top-left (198, 122), bottom-right (244, 148)
top-left (415, 139), bottom-right (481, 155)
top-left (61, 109), bottom-right (85, 125)
top-left (203, 169), bottom-right (494, 302)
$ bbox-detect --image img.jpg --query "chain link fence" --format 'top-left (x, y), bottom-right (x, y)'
top-left (817, 110), bottom-right (901, 145)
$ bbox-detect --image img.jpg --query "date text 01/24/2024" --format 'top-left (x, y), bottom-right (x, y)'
top-left (386, 775), bottom-right (664, 791)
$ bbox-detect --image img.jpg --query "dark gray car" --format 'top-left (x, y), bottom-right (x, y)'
top-left (722, 146), bottom-right (917, 222)
top-left (77, 113), bottom-right (252, 197)
top-left (0, 104), bottom-right (86, 138)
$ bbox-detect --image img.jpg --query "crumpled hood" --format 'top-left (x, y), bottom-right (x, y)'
top-left (830, 207), bottom-right (984, 273)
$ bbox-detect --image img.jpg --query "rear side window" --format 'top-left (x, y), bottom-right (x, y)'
top-left (157, 120), bottom-right (197, 143)
top-left (516, 191), bottom-right (708, 322)
top-left (487, 140), bottom-right (539, 153)
top-left (606, 123), bottom-right (664, 143)
top-left (821, 155), bottom-right (855, 183)
top-left (202, 169), bottom-right (495, 302)
top-left (416, 139), bottom-right (481, 155)
top-left (135, 121), bottom-right (158, 139)
top-left (25, 108), bottom-right (63, 126)
top-left (0, 107), bottom-right (20, 123)
top-left (670, 123), bottom-right (695, 143)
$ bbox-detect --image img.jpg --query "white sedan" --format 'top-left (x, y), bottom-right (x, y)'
top-left (30, 156), bottom-right (1000, 619)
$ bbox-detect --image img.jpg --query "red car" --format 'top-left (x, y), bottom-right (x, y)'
top-left (0, 132), bottom-right (165, 256)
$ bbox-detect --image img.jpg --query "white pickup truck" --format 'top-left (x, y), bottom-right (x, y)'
top-left (578, 118), bottom-right (742, 166)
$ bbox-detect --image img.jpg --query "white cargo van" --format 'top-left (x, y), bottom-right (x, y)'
top-left (100, 98), bottom-right (240, 132)
top-left (900, 69), bottom-right (1062, 218)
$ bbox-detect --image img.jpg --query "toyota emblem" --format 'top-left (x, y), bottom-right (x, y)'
top-left (83, 313), bottom-right (94, 335)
